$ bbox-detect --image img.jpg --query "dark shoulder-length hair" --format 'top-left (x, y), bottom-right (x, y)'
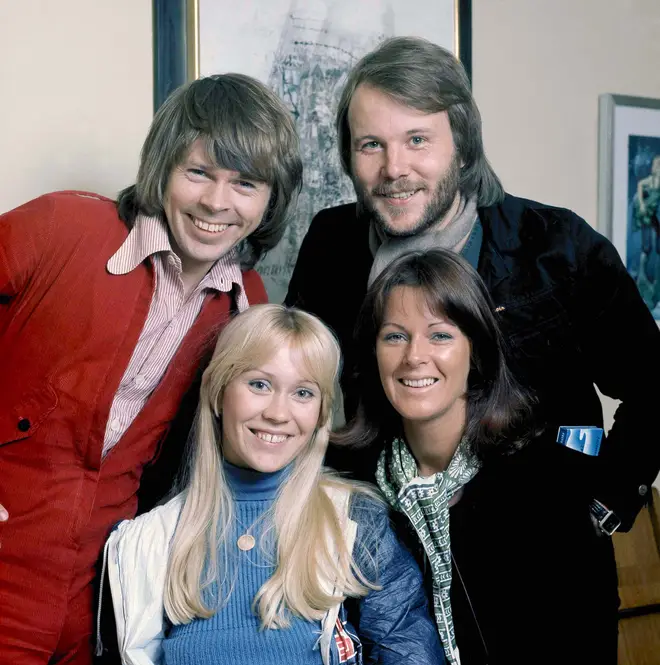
top-left (335, 249), bottom-right (533, 461)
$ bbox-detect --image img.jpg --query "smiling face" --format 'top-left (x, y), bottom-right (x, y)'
top-left (348, 84), bottom-right (461, 237)
top-left (163, 138), bottom-right (272, 281)
top-left (220, 344), bottom-right (322, 473)
top-left (376, 285), bottom-right (471, 435)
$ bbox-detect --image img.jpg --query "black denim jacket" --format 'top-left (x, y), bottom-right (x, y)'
top-left (286, 193), bottom-right (660, 531)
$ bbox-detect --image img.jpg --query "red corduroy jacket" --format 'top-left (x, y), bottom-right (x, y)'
top-left (0, 191), bottom-right (267, 659)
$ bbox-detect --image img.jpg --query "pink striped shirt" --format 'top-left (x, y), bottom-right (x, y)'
top-left (102, 214), bottom-right (249, 456)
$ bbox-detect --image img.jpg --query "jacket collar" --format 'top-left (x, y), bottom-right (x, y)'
top-left (107, 214), bottom-right (246, 301)
top-left (477, 193), bottom-right (549, 293)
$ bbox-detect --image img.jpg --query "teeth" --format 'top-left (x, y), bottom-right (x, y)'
top-left (388, 191), bottom-right (415, 200)
top-left (255, 431), bottom-right (288, 443)
top-left (401, 378), bottom-right (437, 387)
top-left (192, 217), bottom-right (229, 233)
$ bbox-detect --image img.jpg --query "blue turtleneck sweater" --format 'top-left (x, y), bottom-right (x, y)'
top-left (162, 463), bottom-right (325, 664)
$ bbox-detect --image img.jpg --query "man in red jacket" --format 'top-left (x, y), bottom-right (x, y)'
top-left (0, 73), bottom-right (302, 665)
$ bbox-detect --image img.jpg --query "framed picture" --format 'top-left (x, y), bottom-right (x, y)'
top-left (154, 0), bottom-right (472, 301)
top-left (598, 93), bottom-right (660, 320)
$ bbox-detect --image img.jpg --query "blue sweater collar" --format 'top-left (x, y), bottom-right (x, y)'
top-left (223, 461), bottom-right (291, 501)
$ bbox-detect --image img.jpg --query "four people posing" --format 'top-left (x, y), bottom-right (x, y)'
top-left (1, 33), bottom-right (657, 665)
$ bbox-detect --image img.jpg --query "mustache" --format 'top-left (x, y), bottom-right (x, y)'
top-left (371, 180), bottom-right (426, 197)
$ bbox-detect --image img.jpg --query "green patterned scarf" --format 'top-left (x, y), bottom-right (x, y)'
top-left (376, 437), bottom-right (480, 665)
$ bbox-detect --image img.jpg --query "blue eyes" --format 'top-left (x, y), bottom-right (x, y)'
top-left (247, 380), bottom-right (315, 400)
top-left (382, 331), bottom-right (453, 343)
top-left (358, 137), bottom-right (426, 151)
top-left (185, 168), bottom-right (259, 189)
top-left (431, 332), bottom-right (453, 341)
top-left (248, 379), bottom-right (269, 391)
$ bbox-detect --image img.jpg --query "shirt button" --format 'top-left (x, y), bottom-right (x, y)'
top-left (17, 418), bottom-right (31, 432)
top-left (134, 375), bottom-right (146, 388)
top-left (110, 418), bottom-right (121, 433)
top-left (638, 484), bottom-right (648, 497)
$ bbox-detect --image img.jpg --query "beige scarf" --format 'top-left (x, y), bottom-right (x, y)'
top-left (367, 194), bottom-right (478, 286)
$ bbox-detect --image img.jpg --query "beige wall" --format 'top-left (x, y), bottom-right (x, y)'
top-left (473, 0), bottom-right (660, 222)
top-left (0, 1), bottom-right (656, 485)
top-left (473, 0), bottom-right (660, 488)
top-left (0, 0), bottom-right (153, 214)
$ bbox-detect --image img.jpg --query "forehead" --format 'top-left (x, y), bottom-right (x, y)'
top-left (180, 138), bottom-right (215, 164)
top-left (348, 84), bottom-right (450, 138)
top-left (383, 285), bottom-right (446, 322)
top-left (244, 343), bottom-right (318, 384)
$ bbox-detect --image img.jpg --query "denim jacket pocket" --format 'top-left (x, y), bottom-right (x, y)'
top-left (498, 288), bottom-right (570, 344)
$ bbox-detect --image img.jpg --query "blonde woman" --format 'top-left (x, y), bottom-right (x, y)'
top-left (104, 304), bottom-right (444, 665)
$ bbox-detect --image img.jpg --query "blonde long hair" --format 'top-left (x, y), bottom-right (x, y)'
top-left (164, 304), bottom-right (377, 628)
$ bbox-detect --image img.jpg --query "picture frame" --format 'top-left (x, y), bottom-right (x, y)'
top-left (153, 0), bottom-right (472, 301)
top-left (598, 94), bottom-right (660, 320)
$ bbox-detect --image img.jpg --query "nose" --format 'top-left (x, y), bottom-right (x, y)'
top-left (403, 336), bottom-right (430, 367)
top-left (382, 145), bottom-right (410, 181)
top-left (199, 180), bottom-right (230, 213)
top-left (262, 392), bottom-right (290, 424)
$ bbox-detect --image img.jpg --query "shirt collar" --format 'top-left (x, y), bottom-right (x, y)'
top-left (107, 214), bottom-right (248, 308)
top-left (459, 217), bottom-right (483, 269)
top-left (107, 214), bottom-right (171, 275)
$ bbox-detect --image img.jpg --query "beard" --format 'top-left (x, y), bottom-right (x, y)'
top-left (354, 153), bottom-right (462, 238)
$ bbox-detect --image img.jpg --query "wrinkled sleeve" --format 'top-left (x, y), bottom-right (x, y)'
top-left (571, 216), bottom-right (660, 529)
top-left (352, 498), bottom-right (446, 665)
top-left (0, 195), bottom-right (54, 324)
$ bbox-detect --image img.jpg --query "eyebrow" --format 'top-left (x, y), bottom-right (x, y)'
top-left (244, 368), bottom-right (318, 386)
top-left (182, 161), bottom-right (266, 183)
top-left (381, 320), bottom-right (453, 330)
top-left (183, 158), bottom-right (214, 170)
top-left (405, 127), bottom-right (434, 135)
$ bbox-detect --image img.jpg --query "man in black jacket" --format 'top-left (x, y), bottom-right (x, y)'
top-left (286, 38), bottom-right (660, 541)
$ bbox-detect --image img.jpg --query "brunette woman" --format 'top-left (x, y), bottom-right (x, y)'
top-left (336, 249), bottom-right (618, 665)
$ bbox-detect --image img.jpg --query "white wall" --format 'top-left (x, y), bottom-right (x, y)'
top-left (0, 0), bottom-right (153, 214)
top-left (473, 0), bottom-right (660, 489)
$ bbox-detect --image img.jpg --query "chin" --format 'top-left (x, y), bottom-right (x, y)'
top-left (379, 214), bottom-right (424, 237)
top-left (398, 407), bottom-right (436, 423)
top-left (252, 458), bottom-right (289, 474)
